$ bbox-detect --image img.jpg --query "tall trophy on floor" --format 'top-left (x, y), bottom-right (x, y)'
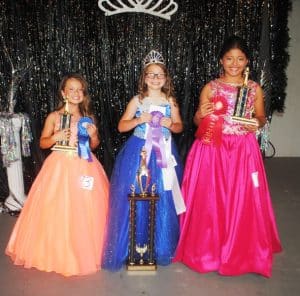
top-left (51, 97), bottom-right (77, 152)
top-left (231, 67), bottom-right (258, 126)
top-left (127, 147), bottom-right (159, 271)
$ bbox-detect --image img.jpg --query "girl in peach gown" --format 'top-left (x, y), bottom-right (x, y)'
top-left (6, 73), bottom-right (109, 277)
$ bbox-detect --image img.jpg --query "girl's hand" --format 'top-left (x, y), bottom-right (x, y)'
top-left (160, 117), bottom-right (172, 129)
top-left (243, 119), bottom-right (259, 132)
top-left (53, 128), bottom-right (71, 142)
top-left (195, 101), bottom-right (214, 119)
top-left (86, 123), bottom-right (98, 138)
top-left (137, 112), bottom-right (152, 124)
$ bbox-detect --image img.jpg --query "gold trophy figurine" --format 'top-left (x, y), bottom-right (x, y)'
top-left (232, 67), bottom-right (258, 126)
top-left (51, 97), bottom-right (77, 152)
top-left (137, 148), bottom-right (151, 196)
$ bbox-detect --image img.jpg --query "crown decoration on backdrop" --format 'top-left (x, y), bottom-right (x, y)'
top-left (143, 50), bottom-right (165, 67)
top-left (98, 0), bottom-right (178, 20)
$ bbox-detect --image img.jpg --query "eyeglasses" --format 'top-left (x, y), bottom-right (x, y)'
top-left (145, 72), bottom-right (166, 79)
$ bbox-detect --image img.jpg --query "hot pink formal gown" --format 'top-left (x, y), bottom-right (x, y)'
top-left (6, 112), bottom-right (109, 276)
top-left (173, 80), bottom-right (282, 277)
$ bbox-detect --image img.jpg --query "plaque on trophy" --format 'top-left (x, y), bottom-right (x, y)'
top-left (231, 67), bottom-right (258, 126)
top-left (51, 97), bottom-right (77, 152)
top-left (127, 147), bottom-right (159, 271)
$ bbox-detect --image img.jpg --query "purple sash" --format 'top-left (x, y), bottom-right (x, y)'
top-left (144, 111), bottom-right (167, 168)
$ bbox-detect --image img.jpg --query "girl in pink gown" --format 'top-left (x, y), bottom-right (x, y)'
top-left (173, 36), bottom-right (282, 277)
top-left (6, 73), bottom-right (109, 277)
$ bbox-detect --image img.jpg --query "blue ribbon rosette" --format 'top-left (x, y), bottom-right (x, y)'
top-left (77, 117), bottom-right (93, 162)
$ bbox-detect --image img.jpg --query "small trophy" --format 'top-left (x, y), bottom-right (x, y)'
top-left (136, 244), bottom-right (148, 265)
top-left (51, 97), bottom-right (77, 152)
top-left (231, 67), bottom-right (258, 126)
top-left (127, 147), bottom-right (159, 271)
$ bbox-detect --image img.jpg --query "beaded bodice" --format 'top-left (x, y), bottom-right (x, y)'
top-left (133, 96), bottom-right (172, 139)
top-left (210, 79), bottom-right (258, 135)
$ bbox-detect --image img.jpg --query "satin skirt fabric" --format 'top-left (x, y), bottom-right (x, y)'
top-left (102, 135), bottom-right (182, 271)
top-left (6, 151), bottom-right (109, 277)
top-left (174, 133), bottom-right (282, 277)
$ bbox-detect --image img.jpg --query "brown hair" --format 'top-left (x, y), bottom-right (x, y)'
top-left (57, 73), bottom-right (94, 117)
top-left (137, 63), bottom-right (176, 103)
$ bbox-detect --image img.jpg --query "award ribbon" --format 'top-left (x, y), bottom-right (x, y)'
top-left (195, 96), bottom-right (228, 146)
top-left (77, 117), bottom-right (93, 162)
top-left (144, 111), bottom-right (167, 168)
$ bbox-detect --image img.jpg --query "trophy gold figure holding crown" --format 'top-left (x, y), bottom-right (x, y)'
top-left (232, 67), bottom-right (258, 126)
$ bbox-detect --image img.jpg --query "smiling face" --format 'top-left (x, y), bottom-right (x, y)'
top-left (144, 64), bottom-right (167, 91)
top-left (220, 48), bottom-right (248, 79)
top-left (61, 78), bottom-right (84, 105)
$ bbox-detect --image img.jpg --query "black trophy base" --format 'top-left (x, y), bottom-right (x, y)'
top-left (232, 116), bottom-right (258, 126)
top-left (51, 144), bottom-right (77, 152)
top-left (126, 260), bottom-right (157, 271)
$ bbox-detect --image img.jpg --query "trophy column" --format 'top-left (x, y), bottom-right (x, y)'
top-left (126, 148), bottom-right (159, 271)
top-left (232, 67), bottom-right (258, 126)
top-left (51, 97), bottom-right (77, 152)
top-left (127, 192), bottom-right (159, 271)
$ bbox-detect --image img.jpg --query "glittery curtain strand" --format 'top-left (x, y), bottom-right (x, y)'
top-left (0, 0), bottom-right (291, 198)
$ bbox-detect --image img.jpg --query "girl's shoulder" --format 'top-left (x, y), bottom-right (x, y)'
top-left (248, 79), bottom-right (260, 88)
top-left (46, 110), bottom-right (59, 121)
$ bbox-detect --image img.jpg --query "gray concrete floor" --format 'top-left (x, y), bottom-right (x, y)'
top-left (0, 157), bottom-right (299, 296)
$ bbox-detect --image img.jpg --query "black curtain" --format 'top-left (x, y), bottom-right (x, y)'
top-left (0, 0), bottom-right (291, 198)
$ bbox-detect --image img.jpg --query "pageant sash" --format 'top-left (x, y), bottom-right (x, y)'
top-left (161, 138), bottom-right (186, 215)
top-left (144, 110), bottom-right (167, 168)
top-left (195, 96), bottom-right (228, 146)
top-left (77, 117), bottom-right (93, 162)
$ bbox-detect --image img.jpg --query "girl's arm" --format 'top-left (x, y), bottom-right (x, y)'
top-left (118, 97), bottom-right (152, 132)
top-left (193, 84), bottom-right (214, 126)
top-left (40, 112), bottom-right (68, 149)
top-left (244, 85), bottom-right (266, 132)
top-left (87, 123), bottom-right (100, 150)
top-left (253, 85), bottom-right (267, 128)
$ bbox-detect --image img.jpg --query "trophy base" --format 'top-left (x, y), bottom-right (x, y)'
top-left (126, 262), bottom-right (157, 271)
top-left (232, 116), bottom-right (258, 126)
top-left (51, 144), bottom-right (77, 152)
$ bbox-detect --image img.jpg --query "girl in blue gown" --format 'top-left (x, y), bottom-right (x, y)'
top-left (102, 51), bottom-right (185, 271)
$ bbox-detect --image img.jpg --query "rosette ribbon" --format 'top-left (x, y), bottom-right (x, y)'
top-left (144, 111), bottom-right (167, 168)
top-left (195, 96), bottom-right (228, 146)
top-left (77, 117), bottom-right (93, 162)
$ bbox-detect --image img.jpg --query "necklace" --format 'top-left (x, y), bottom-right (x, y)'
top-left (217, 79), bottom-right (243, 87)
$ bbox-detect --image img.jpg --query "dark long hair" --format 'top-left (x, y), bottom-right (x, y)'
top-left (219, 35), bottom-right (250, 60)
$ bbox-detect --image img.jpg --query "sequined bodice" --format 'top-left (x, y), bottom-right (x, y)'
top-left (55, 111), bottom-right (79, 146)
top-left (133, 96), bottom-right (172, 139)
top-left (210, 79), bottom-right (258, 135)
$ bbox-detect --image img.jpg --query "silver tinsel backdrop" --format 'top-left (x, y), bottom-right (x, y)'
top-left (0, 0), bottom-right (291, 198)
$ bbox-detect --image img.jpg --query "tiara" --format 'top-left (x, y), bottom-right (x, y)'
top-left (143, 50), bottom-right (165, 67)
top-left (98, 0), bottom-right (178, 21)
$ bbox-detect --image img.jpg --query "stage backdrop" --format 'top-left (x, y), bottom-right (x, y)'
top-left (0, 0), bottom-right (291, 198)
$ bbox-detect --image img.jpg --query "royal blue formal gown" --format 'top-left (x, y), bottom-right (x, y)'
top-left (102, 96), bottom-right (184, 271)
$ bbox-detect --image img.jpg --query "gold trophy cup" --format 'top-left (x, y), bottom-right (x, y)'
top-left (232, 67), bottom-right (258, 126)
top-left (51, 97), bottom-right (77, 152)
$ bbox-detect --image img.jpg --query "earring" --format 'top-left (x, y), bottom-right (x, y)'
top-left (219, 65), bottom-right (224, 77)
